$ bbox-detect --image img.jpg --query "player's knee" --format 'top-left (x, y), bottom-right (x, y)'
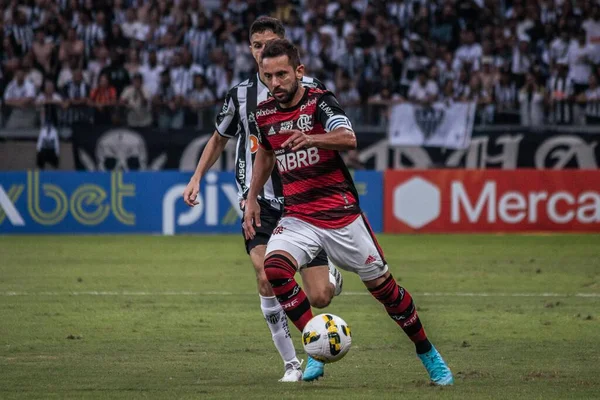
top-left (264, 253), bottom-right (296, 285)
top-left (308, 292), bottom-right (331, 309)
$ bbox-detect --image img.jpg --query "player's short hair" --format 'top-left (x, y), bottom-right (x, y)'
top-left (250, 16), bottom-right (285, 39)
top-left (261, 39), bottom-right (301, 69)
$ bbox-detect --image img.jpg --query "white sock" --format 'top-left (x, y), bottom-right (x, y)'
top-left (260, 295), bottom-right (299, 367)
top-left (328, 271), bottom-right (336, 287)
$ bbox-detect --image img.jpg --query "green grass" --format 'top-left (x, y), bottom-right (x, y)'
top-left (0, 234), bottom-right (599, 399)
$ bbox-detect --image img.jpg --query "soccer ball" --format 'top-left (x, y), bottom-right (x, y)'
top-left (302, 313), bottom-right (352, 363)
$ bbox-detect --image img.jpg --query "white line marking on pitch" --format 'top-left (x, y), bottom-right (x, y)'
top-left (0, 291), bottom-right (598, 298)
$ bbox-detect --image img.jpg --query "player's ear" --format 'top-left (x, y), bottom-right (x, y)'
top-left (295, 64), bottom-right (305, 80)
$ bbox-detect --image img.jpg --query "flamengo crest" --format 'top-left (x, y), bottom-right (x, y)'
top-left (297, 114), bottom-right (312, 132)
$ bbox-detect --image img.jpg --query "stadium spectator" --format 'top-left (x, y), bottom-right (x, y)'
top-left (106, 24), bottom-right (130, 56)
top-left (439, 79), bottom-right (456, 104)
top-left (204, 49), bottom-right (228, 99)
top-left (62, 69), bottom-right (91, 125)
top-left (494, 69), bottom-right (519, 124)
top-left (146, 8), bottom-right (168, 45)
top-left (22, 53), bottom-right (43, 93)
top-left (120, 73), bottom-right (152, 128)
top-left (1, 36), bottom-right (20, 73)
top-left (100, 52), bottom-right (131, 96)
top-left (454, 30), bottom-right (482, 73)
top-left (215, 68), bottom-right (236, 100)
top-left (9, 11), bottom-right (34, 56)
top-left (549, 29), bottom-right (571, 66)
top-left (232, 28), bottom-right (255, 82)
top-left (76, 11), bottom-right (105, 59)
top-left (577, 73), bottom-right (600, 125)
top-left (582, 5), bottom-right (600, 63)
top-left (511, 35), bottom-right (533, 88)
top-left (112, 0), bottom-right (128, 26)
top-left (153, 69), bottom-right (183, 129)
top-left (548, 60), bottom-right (574, 125)
top-left (59, 27), bottom-right (85, 65)
top-left (31, 28), bottom-right (54, 76)
top-left (368, 86), bottom-right (403, 126)
top-left (124, 49), bottom-right (142, 79)
top-left (567, 29), bottom-right (596, 94)
top-left (186, 73), bottom-right (215, 129)
top-left (170, 49), bottom-right (204, 97)
top-left (35, 80), bottom-right (63, 169)
top-left (89, 73), bottom-right (117, 123)
top-left (57, 56), bottom-right (85, 90)
top-left (184, 11), bottom-right (213, 66)
top-left (3, 67), bottom-right (36, 128)
top-left (156, 32), bottom-right (179, 67)
top-left (408, 70), bottom-right (439, 105)
top-left (336, 71), bottom-right (361, 121)
top-left (138, 50), bottom-right (163, 97)
top-left (87, 46), bottom-right (110, 89)
top-left (519, 72), bottom-right (546, 127)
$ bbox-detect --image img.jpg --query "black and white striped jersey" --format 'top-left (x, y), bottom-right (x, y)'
top-left (215, 73), bottom-right (325, 209)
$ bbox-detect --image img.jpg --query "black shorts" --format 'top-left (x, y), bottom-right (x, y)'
top-left (242, 200), bottom-right (328, 268)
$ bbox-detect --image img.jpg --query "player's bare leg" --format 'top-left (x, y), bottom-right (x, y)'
top-left (249, 245), bottom-right (302, 382)
top-left (300, 265), bottom-right (339, 309)
top-left (363, 271), bottom-right (453, 385)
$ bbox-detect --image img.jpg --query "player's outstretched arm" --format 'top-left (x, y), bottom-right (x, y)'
top-left (287, 92), bottom-right (357, 151)
top-left (243, 147), bottom-right (276, 240)
top-left (183, 131), bottom-right (230, 207)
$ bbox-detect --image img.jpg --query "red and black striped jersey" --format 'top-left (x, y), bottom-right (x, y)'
top-left (255, 88), bottom-right (361, 229)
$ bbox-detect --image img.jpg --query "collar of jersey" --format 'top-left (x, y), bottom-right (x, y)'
top-left (257, 73), bottom-right (268, 91)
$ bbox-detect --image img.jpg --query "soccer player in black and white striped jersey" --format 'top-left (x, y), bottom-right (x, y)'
top-left (182, 17), bottom-right (342, 383)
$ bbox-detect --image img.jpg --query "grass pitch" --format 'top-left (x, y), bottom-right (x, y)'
top-left (0, 234), bottom-right (599, 399)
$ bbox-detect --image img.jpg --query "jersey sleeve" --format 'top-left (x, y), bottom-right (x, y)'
top-left (215, 90), bottom-right (240, 138)
top-left (253, 111), bottom-right (273, 151)
top-left (315, 93), bottom-right (353, 132)
top-left (257, 125), bottom-right (273, 151)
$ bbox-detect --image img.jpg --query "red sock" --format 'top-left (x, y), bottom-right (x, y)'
top-left (369, 275), bottom-right (431, 353)
top-left (264, 254), bottom-right (313, 331)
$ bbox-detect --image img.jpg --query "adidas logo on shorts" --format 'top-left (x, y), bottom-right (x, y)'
top-left (365, 255), bottom-right (377, 265)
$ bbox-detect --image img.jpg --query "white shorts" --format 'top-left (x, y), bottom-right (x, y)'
top-left (266, 215), bottom-right (388, 282)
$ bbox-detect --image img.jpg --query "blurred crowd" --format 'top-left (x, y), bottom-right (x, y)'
top-left (1, 0), bottom-right (600, 133)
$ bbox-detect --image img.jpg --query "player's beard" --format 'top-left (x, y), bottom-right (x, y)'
top-left (273, 79), bottom-right (299, 105)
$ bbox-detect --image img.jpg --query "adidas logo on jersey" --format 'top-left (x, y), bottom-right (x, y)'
top-left (268, 126), bottom-right (276, 136)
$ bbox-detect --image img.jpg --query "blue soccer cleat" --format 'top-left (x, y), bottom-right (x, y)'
top-left (417, 345), bottom-right (454, 386)
top-left (302, 356), bottom-right (325, 381)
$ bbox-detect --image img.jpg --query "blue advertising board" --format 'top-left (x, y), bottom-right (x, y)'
top-left (0, 171), bottom-right (382, 234)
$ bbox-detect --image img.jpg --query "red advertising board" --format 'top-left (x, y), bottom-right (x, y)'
top-left (384, 170), bottom-right (600, 233)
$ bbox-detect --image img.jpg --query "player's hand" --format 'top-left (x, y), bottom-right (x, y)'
top-left (281, 130), bottom-right (313, 152)
top-left (183, 179), bottom-right (200, 207)
top-left (243, 198), bottom-right (261, 240)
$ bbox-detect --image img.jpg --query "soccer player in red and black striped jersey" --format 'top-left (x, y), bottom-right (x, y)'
top-left (183, 17), bottom-right (343, 383)
top-left (244, 39), bottom-right (454, 385)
